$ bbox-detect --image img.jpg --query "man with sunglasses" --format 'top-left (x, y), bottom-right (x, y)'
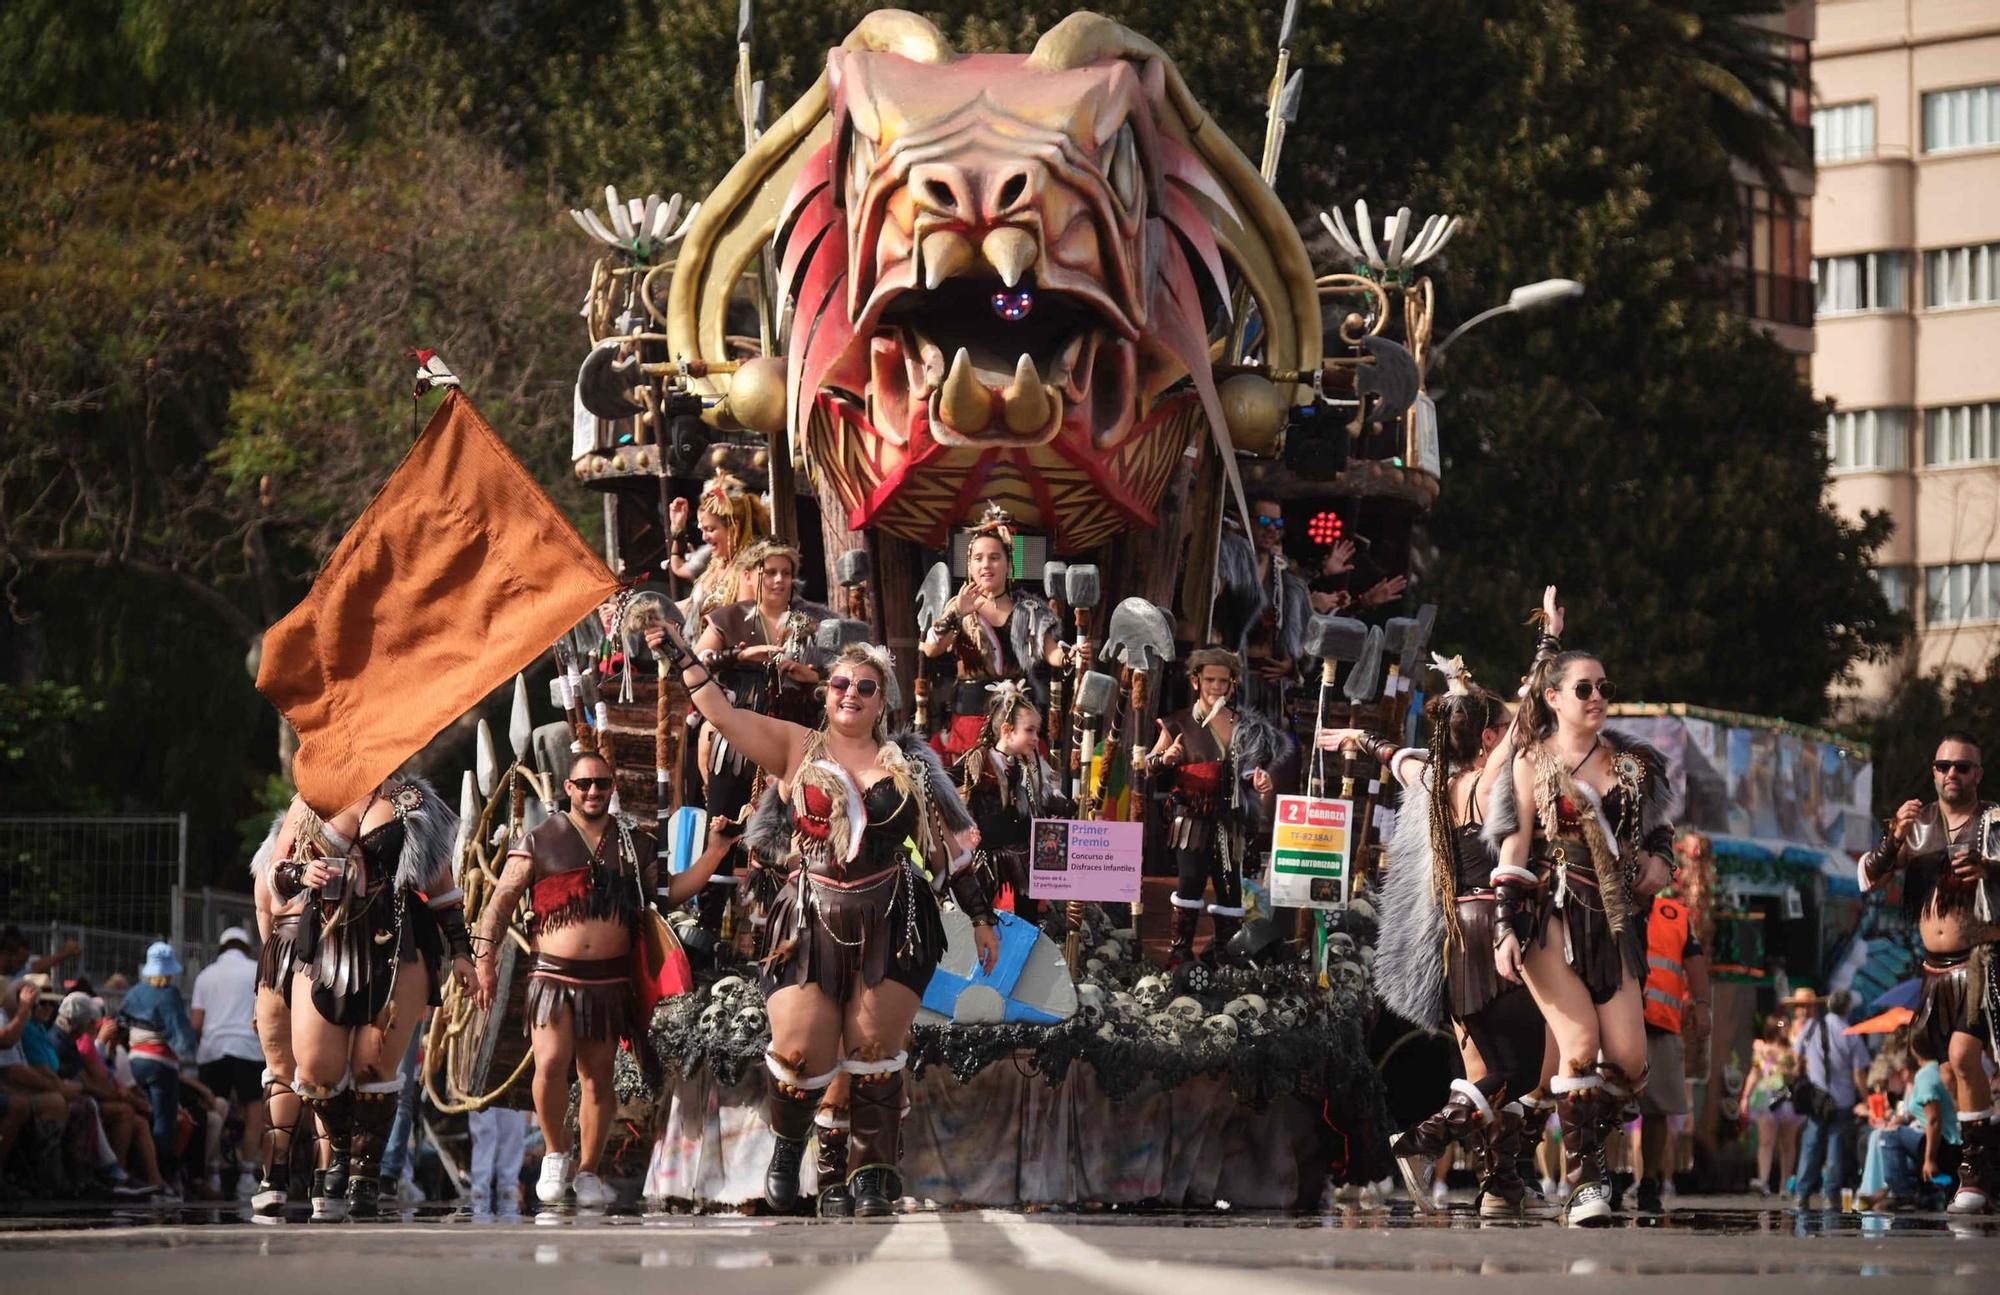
top-left (478, 751), bottom-right (727, 1211)
top-left (1238, 497), bottom-right (1310, 717)
top-left (1859, 732), bottom-right (2000, 1214)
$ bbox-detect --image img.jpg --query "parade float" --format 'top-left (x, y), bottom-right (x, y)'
top-left (417, 6), bottom-right (1489, 1209)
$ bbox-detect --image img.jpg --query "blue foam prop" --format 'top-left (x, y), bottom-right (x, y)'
top-left (668, 806), bottom-right (708, 875)
top-left (921, 910), bottom-right (1065, 1025)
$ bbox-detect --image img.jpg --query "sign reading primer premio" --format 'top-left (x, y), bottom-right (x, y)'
top-left (1268, 795), bottom-right (1353, 910)
top-left (1024, 818), bottom-right (1144, 902)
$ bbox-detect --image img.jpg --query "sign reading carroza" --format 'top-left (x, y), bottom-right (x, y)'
top-left (1268, 795), bottom-right (1353, 911)
top-left (1025, 818), bottom-right (1144, 903)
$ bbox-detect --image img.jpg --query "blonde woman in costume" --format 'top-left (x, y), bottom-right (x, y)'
top-left (653, 619), bottom-right (993, 1218)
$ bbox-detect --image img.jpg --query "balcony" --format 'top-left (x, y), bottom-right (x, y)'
top-left (1728, 270), bottom-right (1815, 328)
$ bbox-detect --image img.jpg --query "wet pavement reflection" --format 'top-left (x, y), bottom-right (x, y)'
top-left (3, 1197), bottom-right (1996, 1292)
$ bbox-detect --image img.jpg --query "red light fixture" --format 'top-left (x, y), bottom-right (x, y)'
top-left (1307, 510), bottom-right (1344, 546)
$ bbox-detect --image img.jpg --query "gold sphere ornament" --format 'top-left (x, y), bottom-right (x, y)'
top-left (1218, 374), bottom-right (1285, 455)
top-left (724, 356), bottom-right (789, 434)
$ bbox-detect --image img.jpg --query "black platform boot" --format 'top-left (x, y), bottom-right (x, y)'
top-left (301, 1086), bottom-right (353, 1223)
top-left (763, 1055), bottom-right (820, 1214)
top-left (345, 1081), bottom-right (400, 1219)
top-left (1166, 900), bottom-right (1203, 969)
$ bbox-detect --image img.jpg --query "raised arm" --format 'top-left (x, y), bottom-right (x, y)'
top-left (658, 617), bottom-right (805, 777)
top-left (661, 818), bottom-right (743, 907)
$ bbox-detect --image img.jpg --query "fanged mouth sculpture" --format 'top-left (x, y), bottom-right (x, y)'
top-left (865, 272), bottom-right (1139, 451)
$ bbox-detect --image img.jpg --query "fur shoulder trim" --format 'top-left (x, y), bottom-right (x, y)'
top-left (248, 810), bottom-right (286, 884)
top-left (744, 782), bottom-right (794, 866)
top-left (391, 776), bottom-right (461, 895)
top-left (1482, 756), bottom-right (1523, 855)
top-left (1376, 767), bottom-right (1449, 1031)
top-left (1230, 705), bottom-right (1293, 773)
top-left (1604, 729), bottom-right (1680, 832)
top-left (1008, 591), bottom-right (1059, 672)
top-left (1214, 531), bottom-right (1261, 654)
top-left (1277, 569), bottom-right (1312, 660)
top-left (896, 733), bottom-right (975, 833)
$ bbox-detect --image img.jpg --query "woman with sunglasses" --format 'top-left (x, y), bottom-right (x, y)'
top-left (1319, 591), bottom-right (1566, 1217)
top-left (1487, 648), bottom-right (1675, 1225)
top-left (691, 539), bottom-right (832, 936)
top-left (265, 777), bottom-right (469, 1220)
top-left (653, 619), bottom-right (991, 1217)
top-left (918, 503), bottom-right (1074, 760)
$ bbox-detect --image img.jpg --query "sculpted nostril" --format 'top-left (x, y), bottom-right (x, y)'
top-left (925, 179), bottom-right (957, 210)
top-left (997, 173), bottom-right (1027, 210)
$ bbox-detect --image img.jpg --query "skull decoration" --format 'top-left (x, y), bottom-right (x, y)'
top-left (1273, 991), bottom-right (1309, 1030)
top-left (1326, 932), bottom-right (1357, 963)
top-left (697, 1002), bottom-right (730, 1037)
top-left (1223, 995), bottom-right (1266, 1035)
top-left (1085, 956), bottom-right (1107, 980)
top-left (1133, 974), bottom-right (1169, 1013)
top-left (1144, 1012), bottom-right (1184, 1048)
top-left (1165, 995), bottom-right (1204, 1026)
top-left (1333, 960), bottom-right (1367, 1002)
top-left (1109, 991), bottom-right (1138, 1018)
top-left (729, 1004), bottom-right (770, 1048)
top-left (1075, 982), bottom-right (1109, 1026)
top-left (1348, 896), bottom-right (1379, 922)
top-left (1095, 940), bottom-right (1124, 965)
top-left (1359, 946), bottom-right (1376, 971)
top-left (710, 975), bottom-right (752, 1004)
top-left (1202, 1014), bottom-right (1239, 1048)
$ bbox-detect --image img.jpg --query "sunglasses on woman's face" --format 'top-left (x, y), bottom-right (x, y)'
top-left (828, 676), bottom-right (880, 698)
top-left (1568, 679), bottom-right (1616, 702)
top-left (568, 777), bottom-right (614, 792)
top-left (1934, 759), bottom-right (1979, 775)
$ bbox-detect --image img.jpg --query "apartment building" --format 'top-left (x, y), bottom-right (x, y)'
top-left (1814, 1), bottom-right (2000, 703)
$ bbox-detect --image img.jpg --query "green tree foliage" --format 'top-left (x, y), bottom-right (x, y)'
top-left (0, 0), bottom-right (1900, 879)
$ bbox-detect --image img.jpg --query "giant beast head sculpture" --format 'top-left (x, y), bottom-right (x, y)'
top-left (668, 10), bottom-right (1320, 553)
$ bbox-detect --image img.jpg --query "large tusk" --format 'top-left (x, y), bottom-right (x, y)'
top-left (940, 348), bottom-right (992, 433)
top-left (1001, 353), bottom-right (1052, 433)
top-left (922, 230), bottom-right (975, 289)
top-left (982, 227), bottom-right (1038, 288)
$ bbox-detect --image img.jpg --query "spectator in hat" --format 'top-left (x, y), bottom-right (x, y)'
top-left (49, 991), bottom-right (165, 1198)
top-left (192, 927), bottom-right (264, 1200)
top-left (119, 943), bottom-right (195, 1192)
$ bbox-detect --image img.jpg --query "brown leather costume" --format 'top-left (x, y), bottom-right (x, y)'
top-left (509, 813), bottom-right (657, 1042)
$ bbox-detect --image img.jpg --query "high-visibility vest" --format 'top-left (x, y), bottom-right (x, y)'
top-left (1643, 898), bottom-right (1691, 1033)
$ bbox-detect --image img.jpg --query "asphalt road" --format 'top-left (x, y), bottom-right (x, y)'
top-left (3, 1198), bottom-right (1995, 1295)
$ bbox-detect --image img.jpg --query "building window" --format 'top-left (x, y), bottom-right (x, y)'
top-left (1926, 562), bottom-right (2000, 627)
top-left (1827, 409), bottom-right (1907, 473)
top-left (1922, 84), bottom-right (2000, 154)
top-left (1924, 243), bottom-right (2000, 309)
top-left (1876, 567), bottom-right (1910, 615)
top-left (1813, 102), bottom-right (1875, 163)
top-left (1926, 404), bottom-right (2000, 466)
top-left (1812, 252), bottom-right (1906, 314)
top-left (1735, 185), bottom-right (1812, 326)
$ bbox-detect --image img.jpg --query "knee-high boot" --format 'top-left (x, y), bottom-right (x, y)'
top-left (1553, 1071), bottom-right (1610, 1227)
top-left (1948, 1107), bottom-right (1996, 1214)
top-left (1207, 904), bottom-right (1245, 966)
top-left (762, 1051), bottom-right (834, 1213)
top-left (1597, 1063), bottom-right (1645, 1212)
top-left (815, 1106), bottom-right (852, 1219)
top-left (1516, 1094), bottom-right (1557, 1214)
top-left (299, 1081), bottom-right (353, 1223)
top-left (847, 1051), bottom-right (909, 1218)
top-left (1167, 897), bottom-right (1203, 968)
top-left (1391, 1078), bottom-right (1493, 1211)
top-left (346, 1078), bottom-right (402, 1218)
top-left (1476, 1101), bottom-right (1530, 1217)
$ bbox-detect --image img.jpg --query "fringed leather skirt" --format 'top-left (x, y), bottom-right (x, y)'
top-left (1913, 945), bottom-right (1997, 1061)
top-left (1530, 862), bottom-right (1646, 1006)
top-left (301, 892), bottom-right (442, 1028)
top-left (525, 953), bottom-right (636, 1043)
top-left (761, 861), bottom-right (946, 1003)
top-left (257, 914), bottom-right (301, 1001)
top-left (1448, 894), bottom-right (1506, 1021)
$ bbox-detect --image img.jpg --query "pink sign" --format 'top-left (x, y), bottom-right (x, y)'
top-left (1024, 818), bottom-right (1145, 902)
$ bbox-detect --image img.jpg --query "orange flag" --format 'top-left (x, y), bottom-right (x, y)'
top-left (257, 390), bottom-right (618, 811)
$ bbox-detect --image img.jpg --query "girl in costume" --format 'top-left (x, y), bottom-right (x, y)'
top-left (917, 503), bottom-right (1072, 760)
top-left (266, 779), bottom-right (469, 1220)
top-left (655, 620), bottom-right (993, 1218)
top-left (667, 470), bottom-right (770, 634)
top-left (1140, 648), bottom-right (1286, 967)
top-left (1487, 646), bottom-right (1676, 1226)
top-left (960, 680), bottom-right (1074, 928)
top-left (692, 539), bottom-right (832, 936)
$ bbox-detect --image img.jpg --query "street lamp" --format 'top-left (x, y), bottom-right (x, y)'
top-left (1427, 278), bottom-right (1585, 370)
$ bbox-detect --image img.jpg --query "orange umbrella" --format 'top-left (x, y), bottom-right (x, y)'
top-left (1844, 1006), bottom-right (1913, 1035)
